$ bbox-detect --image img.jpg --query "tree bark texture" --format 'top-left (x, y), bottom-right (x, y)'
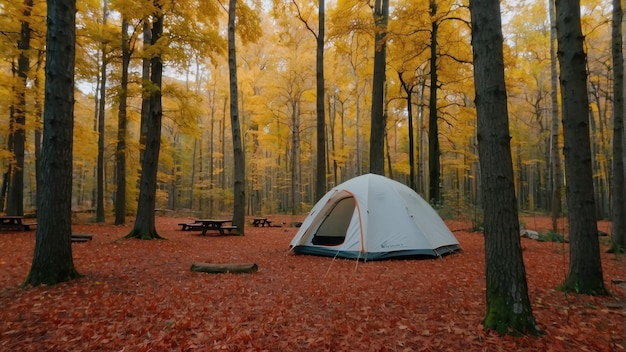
top-left (228, 0), bottom-right (246, 234)
top-left (115, 18), bottom-right (130, 225)
top-left (291, 100), bottom-right (302, 215)
top-left (470, 0), bottom-right (540, 335)
top-left (126, 4), bottom-right (164, 240)
top-left (611, 0), bottom-right (626, 250)
top-left (428, 0), bottom-right (441, 204)
top-left (96, 3), bottom-right (108, 224)
top-left (369, 0), bottom-right (389, 175)
top-left (398, 72), bottom-right (416, 190)
top-left (549, 0), bottom-right (562, 232)
top-left (555, 0), bottom-right (607, 294)
top-left (24, 0), bottom-right (80, 286)
top-left (139, 22), bottom-right (151, 162)
top-left (33, 50), bottom-right (43, 209)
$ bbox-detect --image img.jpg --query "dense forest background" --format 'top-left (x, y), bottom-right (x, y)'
top-left (0, 0), bottom-right (616, 220)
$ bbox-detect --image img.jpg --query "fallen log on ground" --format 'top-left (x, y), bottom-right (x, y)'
top-left (190, 262), bottom-right (258, 274)
top-left (71, 233), bottom-right (93, 242)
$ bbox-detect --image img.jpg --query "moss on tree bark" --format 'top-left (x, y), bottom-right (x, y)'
top-left (561, 273), bottom-right (609, 296)
top-left (483, 291), bottom-right (542, 336)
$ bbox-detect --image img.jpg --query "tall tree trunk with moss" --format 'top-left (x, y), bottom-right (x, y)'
top-left (548, 0), bottom-right (562, 232)
top-left (6, 0), bottom-right (33, 216)
top-left (126, 4), bottom-right (164, 240)
top-left (24, 0), bottom-right (80, 286)
top-left (115, 18), bottom-right (130, 225)
top-left (555, 0), bottom-right (607, 295)
top-left (470, 0), bottom-right (541, 335)
top-left (369, 0), bottom-right (388, 175)
top-left (611, 0), bottom-right (625, 251)
top-left (228, 0), bottom-right (245, 234)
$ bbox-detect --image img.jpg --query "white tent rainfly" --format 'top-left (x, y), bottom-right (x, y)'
top-left (289, 173), bottom-right (461, 261)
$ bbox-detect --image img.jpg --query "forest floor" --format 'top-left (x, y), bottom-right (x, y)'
top-left (0, 214), bottom-right (624, 351)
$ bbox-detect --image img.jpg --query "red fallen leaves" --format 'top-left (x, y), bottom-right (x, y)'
top-left (0, 216), bottom-right (623, 351)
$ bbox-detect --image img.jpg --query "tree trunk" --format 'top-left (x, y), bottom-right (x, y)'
top-left (34, 50), bottom-right (43, 211)
top-left (139, 22), bottom-right (151, 162)
top-left (228, 0), bottom-right (245, 234)
top-left (115, 17), bottom-right (130, 225)
top-left (586, 96), bottom-right (602, 218)
top-left (315, 0), bottom-right (326, 201)
top-left (339, 97), bottom-right (346, 183)
top-left (611, 0), bottom-right (626, 250)
top-left (208, 93), bottom-right (216, 215)
top-left (418, 77), bottom-right (427, 194)
top-left (220, 98), bottom-right (227, 208)
top-left (384, 116), bottom-right (393, 178)
top-left (469, 0), bottom-right (541, 335)
top-left (428, 0), bottom-right (441, 204)
top-left (555, 0), bottom-right (607, 295)
top-left (24, 0), bottom-right (80, 286)
top-left (549, 0), bottom-right (562, 231)
top-left (6, 0), bottom-right (32, 217)
top-left (556, 0), bottom-right (607, 294)
top-left (126, 4), bottom-right (165, 240)
top-left (96, 1), bottom-right (108, 223)
top-left (170, 134), bottom-right (179, 211)
top-left (291, 100), bottom-right (302, 215)
top-left (329, 97), bottom-right (336, 187)
top-left (369, 0), bottom-right (389, 175)
top-left (354, 74), bottom-right (362, 176)
top-left (91, 57), bottom-right (100, 210)
top-left (190, 137), bottom-right (197, 209)
top-left (398, 72), bottom-right (416, 190)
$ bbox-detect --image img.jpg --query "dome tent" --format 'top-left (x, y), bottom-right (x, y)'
top-left (289, 174), bottom-right (460, 260)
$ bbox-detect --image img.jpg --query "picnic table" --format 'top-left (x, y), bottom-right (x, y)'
top-left (0, 216), bottom-right (36, 231)
top-left (195, 219), bottom-right (237, 236)
top-left (252, 217), bottom-right (272, 227)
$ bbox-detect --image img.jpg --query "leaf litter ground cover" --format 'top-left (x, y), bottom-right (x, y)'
top-left (0, 215), bottom-right (624, 351)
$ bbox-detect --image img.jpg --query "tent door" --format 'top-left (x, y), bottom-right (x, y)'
top-left (311, 196), bottom-right (355, 246)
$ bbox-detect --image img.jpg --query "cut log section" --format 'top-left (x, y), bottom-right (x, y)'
top-left (190, 262), bottom-right (258, 274)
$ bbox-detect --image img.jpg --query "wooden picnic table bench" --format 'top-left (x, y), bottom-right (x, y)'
top-left (178, 222), bottom-right (204, 231)
top-left (252, 217), bottom-right (272, 227)
top-left (0, 216), bottom-right (36, 231)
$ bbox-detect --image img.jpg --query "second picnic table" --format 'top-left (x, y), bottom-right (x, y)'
top-left (252, 217), bottom-right (272, 227)
top-left (194, 219), bottom-right (237, 236)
